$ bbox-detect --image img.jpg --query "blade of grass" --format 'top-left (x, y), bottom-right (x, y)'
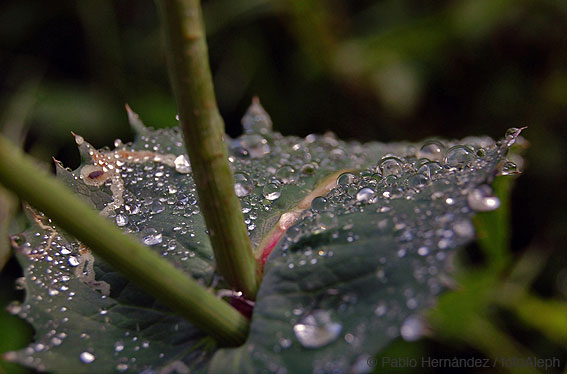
top-left (0, 135), bottom-right (248, 346)
top-left (155, 0), bottom-right (259, 299)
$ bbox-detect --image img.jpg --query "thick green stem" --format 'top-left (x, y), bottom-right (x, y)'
top-left (0, 135), bottom-right (248, 346)
top-left (155, 0), bottom-right (259, 298)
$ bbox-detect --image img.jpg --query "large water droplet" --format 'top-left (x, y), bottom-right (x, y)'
top-left (467, 185), bottom-right (500, 211)
top-left (174, 154), bottom-right (191, 174)
top-left (418, 140), bottom-right (445, 161)
top-left (79, 351), bottom-right (95, 364)
top-left (263, 183), bottom-right (281, 200)
top-left (239, 134), bottom-right (270, 158)
top-left (400, 316), bottom-right (425, 342)
top-left (276, 165), bottom-right (296, 184)
top-left (68, 256), bottom-right (80, 267)
top-left (356, 187), bottom-right (375, 202)
top-left (443, 145), bottom-right (476, 167)
top-left (417, 161), bottom-right (443, 178)
top-left (311, 196), bottom-right (328, 212)
top-left (234, 173), bottom-right (254, 197)
top-left (115, 214), bottom-right (128, 227)
top-left (378, 156), bottom-right (404, 177)
top-left (337, 172), bottom-right (355, 185)
top-left (500, 161), bottom-right (520, 176)
top-left (300, 162), bottom-right (318, 175)
top-left (293, 310), bottom-right (342, 348)
top-left (142, 228), bottom-right (163, 246)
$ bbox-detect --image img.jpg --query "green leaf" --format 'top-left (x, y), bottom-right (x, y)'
top-left (211, 131), bottom-right (516, 373)
top-left (5, 102), bottom-right (521, 373)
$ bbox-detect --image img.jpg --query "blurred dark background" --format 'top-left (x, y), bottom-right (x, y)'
top-left (0, 0), bottom-right (565, 373)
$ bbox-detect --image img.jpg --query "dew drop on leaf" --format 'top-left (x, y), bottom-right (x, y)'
top-left (467, 185), bottom-right (500, 212)
top-left (443, 145), bottom-right (476, 167)
top-left (234, 173), bottom-right (254, 197)
top-left (115, 214), bottom-right (128, 227)
top-left (276, 165), bottom-right (296, 184)
top-left (378, 156), bottom-right (404, 177)
top-left (239, 135), bottom-right (270, 158)
top-left (79, 352), bottom-right (95, 364)
top-left (418, 140), bottom-right (445, 161)
top-left (293, 310), bottom-right (342, 348)
top-left (337, 172), bottom-right (355, 186)
top-left (68, 256), bottom-right (80, 267)
top-left (400, 316), bottom-right (425, 342)
top-left (356, 187), bottom-right (374, 202)
top-left (174, 154), bottom-right (191, 174)
top-left (141, 228), bottom-right (163, 246)
top-left (263, 183), bottom-right (281, 201)
top-left (311, 196), bottom-right (327, 212)
top-left (500, 161), bottom-right (520, 176)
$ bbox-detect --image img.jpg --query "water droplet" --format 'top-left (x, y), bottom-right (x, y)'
top-left (174, 154), bottom-right (191, 174)
top-left (114, 341), bottom-right (125, 352)
top-left (300, 162), bottom-right (318, 175)
top-left (68, 256), bottom-right (80, 267)
top-left (142, 228), bottom-right (163, 246)
top-left (337, 172), bottom-right (355, 185)
top-left (115, 214), bottom-right (128, 227)
top-left (400, 316), bottom-right (425, 342)
top-left (356, 187), bottom-right (374, 202)
top-left (79, 351), bottom-right (95, 364)
top-left (453, 219), bottom-right (475, 238)
top-left (418, 140), bottom-right (445, 161)
top-left (6, 301), bottom-right (22, 315)
top-left (417, 161), bottom-right (443, 178)
top-left (263, 183), bottom-right (281, 200)
top-left (378, 156), bottom-right (404, 177)
top-left (239, 134), bottom-right (270, 158)
top-left (504, 127), bottom-right (527, 147)
top-left (116, 363), bottom-right (129, 372)
top-left (276, 165), bottom-right (296, 184)
top-left (468, 185), bottom-right (500, 211)
top-left (417, 246), bottom-right (430, 256)
top-left (443, 145), bottom-right (476, 167)
top-left (408, 173), bottom-right (428, 188)
top-left (311, 197), bottom-right (327, 212)
top-left (293, 310), bottom-right (342, 348)
top-left (151, 201), bottom-right (165, 214)
top-left (279, 337), bottom-right (292, 349)
top-left (500, 161), bottom-right (520, 176)
top-left (374, 302), bottom-right (387, 317)
top-left (234, 173), bottom-right (254, 197)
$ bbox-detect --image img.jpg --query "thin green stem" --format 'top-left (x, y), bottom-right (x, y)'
top-left (0, 135), bottom-right (248, 346)
top-left (155, 0), bottom-right (259, 299)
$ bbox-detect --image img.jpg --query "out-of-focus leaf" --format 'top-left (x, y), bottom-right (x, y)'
top-left (5, 101), bottom-right (520, 373)
top-left (0, 188), bottom-right (16, 271)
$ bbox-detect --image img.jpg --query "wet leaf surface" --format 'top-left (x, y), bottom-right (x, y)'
top-left (5, 102), bottom-right (520, 373)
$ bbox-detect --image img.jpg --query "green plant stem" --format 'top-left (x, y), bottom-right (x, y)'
top-left (155, 0), bottom-right (259, 299)
top-left (0, 135), bottom-right (248, 346)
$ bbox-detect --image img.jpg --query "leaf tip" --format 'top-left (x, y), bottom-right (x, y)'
top-left (242, 97), bottom-right (272, 134)
top-left (125, 103), bottom-right (148, 134)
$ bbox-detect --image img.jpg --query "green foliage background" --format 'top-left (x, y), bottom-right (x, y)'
top-left (0, 0), bottom-right (565, 373)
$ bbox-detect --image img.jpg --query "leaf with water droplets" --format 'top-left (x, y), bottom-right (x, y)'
top-left (210, 130), bottom-right (519, 373)
top-left (7, 100), bottom-right (523, 373)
